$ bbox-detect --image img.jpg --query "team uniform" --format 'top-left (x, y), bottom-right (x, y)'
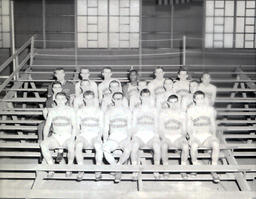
top-left (198, 83), bottom-right (217, 106)
top-left (158, 108), bottom-right (187, 147)
top-left (101, 91), bottom-right (128, 112)
top-left (132, 105), bottom-right (159, 146)
top-left (73, 94), bottom-right (99, 111)
top-left (187, 104), bottom-right (218, 146)
top-left (181, 93), bottom-right (194, 111)
top-left (75, 80), bottom-right (98, 98)
top-left (123, 82), bottom-right (141, 110)
top-left (173, 80), bottom-right (190, 99)
top-left (148, 79), bottom-right (166, 104)
top-left (48, 81), bottom-right (75, 99)
top-left (103, 106), bottom-right (132, 164)
top-left (98, 79), bottom-right (120, 103)
top-left (156, 90), bottom-right (177, 109)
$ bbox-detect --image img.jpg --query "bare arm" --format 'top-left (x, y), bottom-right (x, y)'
top-left (43, 110), bottom-right (53, 139)
top-left (103, 110), bottom-right (109, 142)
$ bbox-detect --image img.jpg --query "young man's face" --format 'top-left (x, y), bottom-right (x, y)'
top-left (167, 98), bottom-right (179, 109)
top-left (54, 70), bottom-right (65, 81)
top-left (112, 93), bottom-right (123, 106)
top-left (194, 94), bottom-right (205, 106)
top-left (102, 69), bottom-right (112, 80)
top-left (52, 84), bottom-right (62, 94)
top-left (178, 71), bottom-right (188, 81)
top-left (84, 93), bottom-right (95, 105)
top-left (190, 82), bottom-right (199, 93)
top-left (129, 71), bottom-right (138, 82)
top-left (80, 69), bottom-right (90, 80)
top-left (155, 68), bottom-right (164, 79)
top-left (164, 79), bottom-right (173, 90)
top-left (55, 95), bottom-right (67, 106)
top-left (80, 80), bottom-right (90, 91)
top-left (202, 74), bottom-right (211, 84)
top-left (138, 81), bottom-right (147, 90)
top-left (109, 82), bottom-right (120, 93)
top-left (141, 92), bottom-right (151, 104)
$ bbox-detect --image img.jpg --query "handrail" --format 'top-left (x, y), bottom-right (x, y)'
top-left (0, 36), bottom-right (35, 93)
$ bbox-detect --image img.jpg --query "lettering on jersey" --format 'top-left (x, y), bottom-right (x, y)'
top-left (176, 89), bottom-right (189, 96)
top-left (137, 115), bottom-right (154, 125)
top-left (154, 86), bottom-right (165, 96)
top-left (81, 117), bottom-right (99, 127)
top-left (52, 116), bottom-right (71, 126)
top-left (110, 118), bottom-right (128, 128)
top-left (193, 116), bottom-right (211, 127)
top-left (164, 119), bottom-right (182, 130)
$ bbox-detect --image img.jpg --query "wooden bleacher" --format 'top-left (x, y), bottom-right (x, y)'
top-left (0, 36), bottom-right (255, 198)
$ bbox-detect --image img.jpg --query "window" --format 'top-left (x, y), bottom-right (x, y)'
top-left (0, 0), bottom-right (10, 48)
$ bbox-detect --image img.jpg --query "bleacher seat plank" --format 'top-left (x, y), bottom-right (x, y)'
top-left (4, 88), bottom-right (47, 92)
top-left (0, 98), bottom-right (46, 103)
top-left (0, 143), bottom-right (40, 149)
top-left (0, 172), bottom-right (35, 179)
top-left (0, 111), bottom-right (42, 116)
top-left (0, 126), bottom-right (38, 131)
top-left (216, 99), bottom-right (256, 103)
top-left (217, 112), bottom-right (256, 116)
top-left (0, 120), bottom-right (43, 124)
top-left (217, 120), bottom-right (256, 124)
top-left (0, 134), bottom-right (38, 139)
top-left (221, 126), bottom-right (256, 131)
top-left (224, 135), bottom-right (256, 139)
top-left (227, 144), bottom-right (256, 149)
top-left (0, 152), bottom-right (41, 157)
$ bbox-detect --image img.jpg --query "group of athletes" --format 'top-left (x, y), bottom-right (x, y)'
top-left (40, 66), bottom-right (219, 181)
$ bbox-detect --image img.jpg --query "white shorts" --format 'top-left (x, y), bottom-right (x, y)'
top-left (52, 133), bottom-right (72, 146)
top-left (134, 130), bottom-right (155, 145)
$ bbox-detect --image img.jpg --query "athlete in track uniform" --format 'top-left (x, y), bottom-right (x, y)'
top-left (73, 79), bottom-right (99, 111)
top-left (173, 68), bottom-right (190, 100)
top-left (75, 68), bottom-right (98, 98)
top-left (156, 78), bottom-right (176, 109)
top-left (101, 80), bottom-right (127, 112)
top-left (159, 94), bottom-right (189, 166)
top-left (123, 69), bottom-right (140, 104)
top-left (131, 89), bottom-right (160, 178)
top-left (40, 92), bottom-right (76, 177)
top-left (98, 67), bottom-right (120, 103)
top-left (148, 67), bottom-right (166, 103)
top-left (187, 90), bottom-right (219, 165)
top-left (181, 80), bottom-right (199, 111)
top-left (75, 90), bottom-right (103, 181)
top-left (198, 73), bottom-right (217, 106)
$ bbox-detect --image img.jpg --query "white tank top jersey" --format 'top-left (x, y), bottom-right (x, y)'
top-left (181, 93), bottom-right (193, 111)
top-left (173, 80), bottom-right (190, 98)
top-left (187, 105), bottom-right (216, 134)
top-left (148, 79), bottom-right (166, 99)
top-left (105, 106), bottom-right (131, 142)
top-left (51, 107), bottom-right (75, 145)
top-left (156, 91), bottom-right (177, 109)
top-left (73, 95), bottom-right (99, 110)
top-left (126, 82), bottom-right (139, 100)
top-left (159, 109), bottom-right (186, 141)
top-left (101, 92), bottom-right (128, 112)
top-left (75, 80), bottom-right (98, 98)
top-left (77, 106), bottom-right (103, 137)
top-left (198, 83), bottom-right (217, 105)
top-left (98, 78), bottom-right (120, 102)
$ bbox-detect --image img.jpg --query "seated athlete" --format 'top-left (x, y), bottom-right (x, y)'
top-left (103, 92), bottom-right (132, 182)
top-left (38, 81), bottom-right (63, 143)
top-left (75, 68), bottom-right (98, 98)
top-left (101, 80), bottom-right (127, 112)
top-left (98, 67), bottom-right (120, 103)
top-left (47, 68), bottom-right (75, 99)
top-left (159, 94), bottom-right (189, 166)
top-left (156, 78), bottom-right (176, 109)
top-left (40, 92), bottom-right (76, 177)
top-left (187, 90), bottom-right (219, 165)
top-left (148, 67), bottom-right (166, 101)
top-left (123, 69), bottom-right (140, 101)
top-left (131, 89), bottom-right (160, 179)
top-left (73, 79), bottom-right (99, 111)
top-left (173, 68), bottom-right (190, 100)
top-left (75, 90), bottom-right (103, 181)
top-left (181, 80), bottom-right (199, 111)
top-left (198, 73), bottom-right (217, 106)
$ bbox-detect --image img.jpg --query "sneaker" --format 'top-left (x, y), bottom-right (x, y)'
top-left (114, 172), bottom-right (122, 183)
top-left (132, 172), bottom-right (138, 181)
top-left (47, 171), bottom-right (55, 178)
top-left (66, 171), bottom-right (72, 177)
top-left (95, 172), bottom-right (102, 181)
top-left (153, 172), bottom-right (160, 180)
top-left (56, 152), bottom-right (63, 163)
top-left (211, 172), bottom-right (220, 183)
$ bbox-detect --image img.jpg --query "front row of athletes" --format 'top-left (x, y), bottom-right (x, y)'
top-left (41, 88), bottom-right (219, 181)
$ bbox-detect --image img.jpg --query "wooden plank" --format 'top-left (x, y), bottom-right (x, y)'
top-left (0, 172), bottom-right (35, 179)
top-left (220, 126), bottom-right (256, 131)
top-left (0, 120), bottom-right (43, 124)
top-left (226, 144), bottom-right (256, 149)
top-left (0, 98), bottom-right (46, 103)
top-left (0, 152), bottom-right (41, 157)
top-left (0, 112), bottom-right (43, 116)
top-left (0, 126), bottom-right (38, 131)
top-left (4, 88), bottom-right (47, 92)
top-left (0, 143), bottom-right (40, 149)
top-left (217, 112), bottom-right (256, 116)
top-left (217, 120), bottom-right (256, 124)
top-left (224, 135), bottom-right (256, 139)
top-left (0, 134), bottom-right (38, 139)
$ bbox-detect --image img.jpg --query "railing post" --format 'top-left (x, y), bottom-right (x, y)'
top-left (10, 0), bottom-right (17, 80)
top-left (182, 35), bottom-right (186, 66)
top-left (30, 36), bottom-right (35, 66)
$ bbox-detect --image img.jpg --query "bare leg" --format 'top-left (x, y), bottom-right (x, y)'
top-left (40, 140), bottom-right (54, 165)
top-left (118, 146), bottom-right (131, 165)
top-left (190, 142), bottom-right (199, 165)
top-left (181, 142), bottom-right (189, 165)
top-left (153, 141), bottom-right (161, 165)
top-left (211, 141), bottom-right (220, 165)
top-left (94, 142), bottom-right (103, 165)
top-left (161, 142), bottom-right (169, 165)
top-left (131, 141), bottom-right (140, 165)
top-left (75, 142), bottom-right (84, 165)
top-left (103, 142), bottom-right (117, 165)
top-left (67, 141), bottom-right (75, 165)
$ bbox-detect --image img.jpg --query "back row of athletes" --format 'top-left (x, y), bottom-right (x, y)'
top-left (40, 67), bottom-right (219, 180)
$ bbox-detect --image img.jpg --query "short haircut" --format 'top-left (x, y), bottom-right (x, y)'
top-left (140, 88), bottom-right (151, 96)
top-left (102, 67), bottom-right (112, 72)
top-left (202, 72), bottom-right (210, 78)
top-left (55, 92), bottom-right (68, 100)
top-left (193, 90), bottom-right (205, 99)
top-left (80, 79), bottom-right (90, 85)
top-left (54, 67), bottom-right (64, 73)
top-left (178, 67), bottom-right (187, 74)
top-left (52, 81), bottom-right (62, 87)
top-left (129, 69), bottom-right (138, 75)
top-left (155, 66), bottom-right (164, 72)
top-left (164, 78), bottom-right (173, 84)
top-left (109, 80), bottom-right (120, 87)
top-left (167, 94), bottom-right (178, 102)
top-left (83, 90), bottom-right (95, 99)
top-left (190, 79), bottom-right (199, 85)
top-left (112, 91), bottom-right (124, 99)
top-left (80, 67), bottom-right (89, 72)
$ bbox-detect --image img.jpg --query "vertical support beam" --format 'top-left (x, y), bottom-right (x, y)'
top-left (30, 36), bottom-right (35, 66)
top-left (182, 35), bottom-right (186, 66)
top-left (74, 0), bottom-right (78, 79)
top-left (10, 0), bottom-right (16, 80)
top-left (139, 0), bottom-right (142, 73)
top-left (170, 0), bottom-right (174, 48)
top-left (42, 0), bottom-right (46, 49)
